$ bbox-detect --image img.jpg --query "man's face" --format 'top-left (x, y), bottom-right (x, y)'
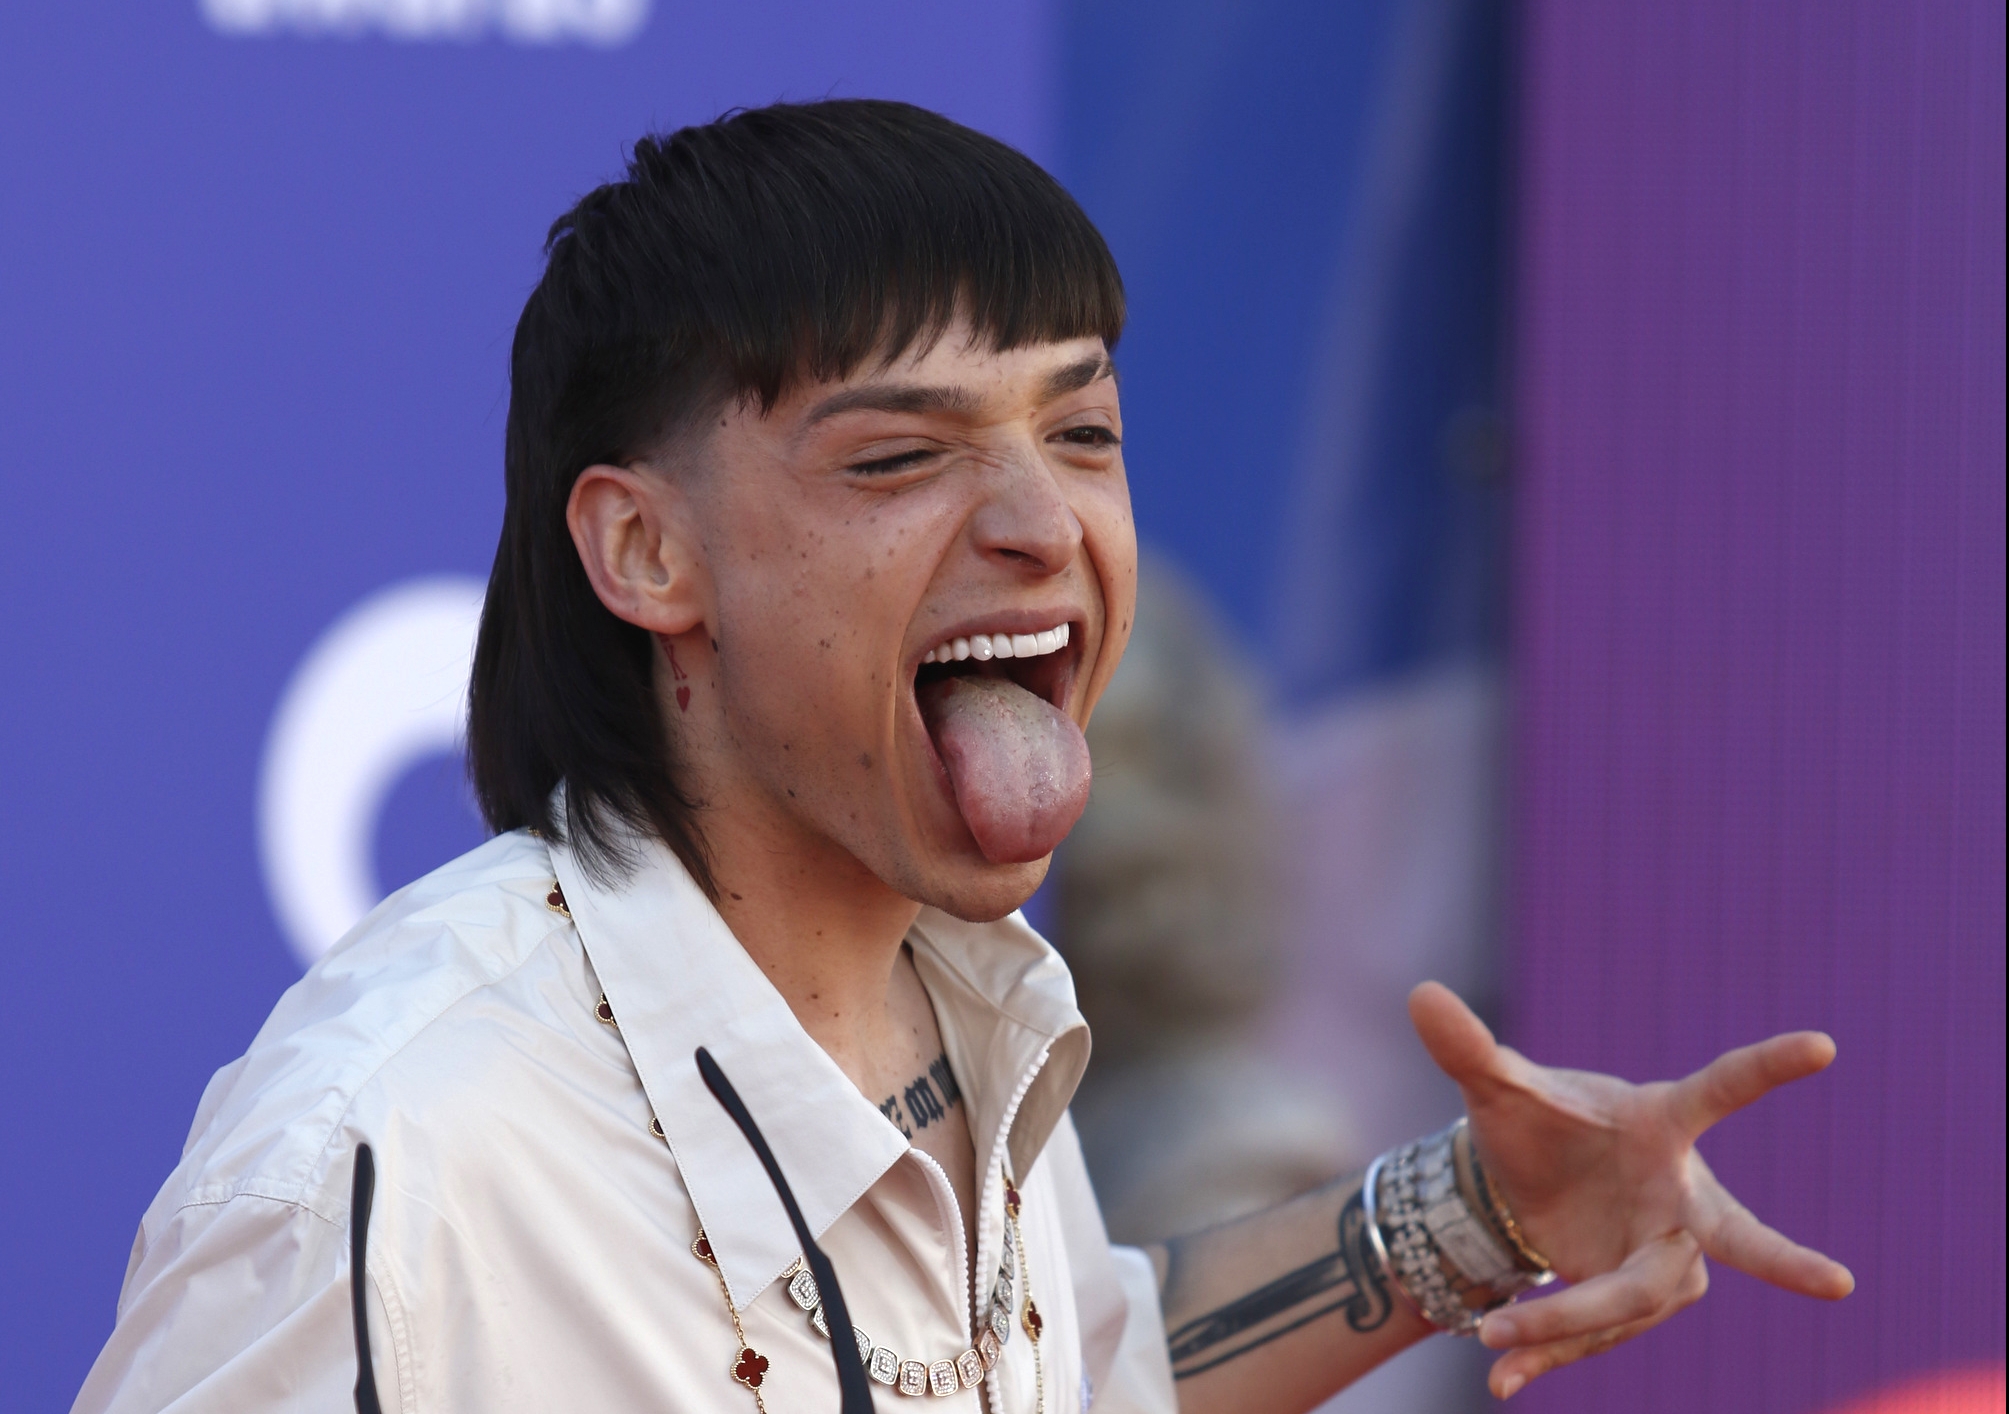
top-left (680, 327), bottom-right (1134, 921)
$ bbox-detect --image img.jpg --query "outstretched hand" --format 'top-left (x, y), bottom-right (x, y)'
top-left (1408, 982), bottom-right (1854, 1399)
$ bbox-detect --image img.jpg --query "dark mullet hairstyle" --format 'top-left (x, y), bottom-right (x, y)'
top-left (467, 99), bottom-right (1126, 894)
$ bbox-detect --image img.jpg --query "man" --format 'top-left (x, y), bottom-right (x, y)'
top-left (75, 100), bottom-right (1851, 1414)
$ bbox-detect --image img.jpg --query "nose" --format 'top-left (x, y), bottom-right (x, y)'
top-left (967, 447), bottom-right (1083, 578)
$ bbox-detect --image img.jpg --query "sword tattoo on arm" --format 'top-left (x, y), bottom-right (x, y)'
top-left (1160, 1185), bottom-right (1394, 1380)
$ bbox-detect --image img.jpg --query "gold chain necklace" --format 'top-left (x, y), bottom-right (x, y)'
top-left (694, 1172), bottom-right (1043, 1409)
top-left (589, 980), bottom-right (1046, 1409)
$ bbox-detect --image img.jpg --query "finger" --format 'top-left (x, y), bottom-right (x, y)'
top-left (1667, 1031), bottom-right (1836, 1137)
top-left (1408, 981), bottom-right (1502, 1086)
top-left (1488, 1310), bottom-right (1660, 1398)
top-left (1478, 1231), bottom-right (1699, 1349)
top-left (1487, 1256), bottom-right (1708, 1398)
top-left (1695, 1190), bottom-right (1856, 1300)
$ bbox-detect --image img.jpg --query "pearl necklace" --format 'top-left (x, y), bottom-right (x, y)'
top-left (696, 1174), bottom-right (1044, 1408)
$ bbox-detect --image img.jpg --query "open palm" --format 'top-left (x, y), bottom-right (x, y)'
top-left (1408, 981), bottom-right (1856, 1398)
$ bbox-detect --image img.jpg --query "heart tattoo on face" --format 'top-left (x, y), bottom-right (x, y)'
top-left (659, 635), bottom-right (693, 713)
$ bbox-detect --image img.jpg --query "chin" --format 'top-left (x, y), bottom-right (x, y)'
top-left (902, 853), bottom-right (1051, 925)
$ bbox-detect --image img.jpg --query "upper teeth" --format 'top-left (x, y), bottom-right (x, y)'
top-left (922, 623), bottom-right (1070, 665)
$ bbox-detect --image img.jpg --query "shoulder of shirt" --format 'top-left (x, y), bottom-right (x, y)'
top-left (146, 829), bottom-right (579, 1235)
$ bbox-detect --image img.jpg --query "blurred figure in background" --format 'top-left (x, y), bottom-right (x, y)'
top-left (1053, 549), bottom-right (1497, 1412)
top-left (1052, 551), bottom-right (1358, 1245)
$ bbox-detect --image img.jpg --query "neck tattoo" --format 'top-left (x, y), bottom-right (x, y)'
top-left (878, 1051), bottom-right (963, 1139)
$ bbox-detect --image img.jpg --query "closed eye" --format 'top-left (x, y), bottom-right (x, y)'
top-left (848, 447), bottom-right (941, 476)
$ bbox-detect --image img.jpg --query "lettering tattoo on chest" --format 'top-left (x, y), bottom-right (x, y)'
top-left (1163, 1187), bottom-right (1392, 1380)
top-left (877, 1053), bottom-right (964, 1140)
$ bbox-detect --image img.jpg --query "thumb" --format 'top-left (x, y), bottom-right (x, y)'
top-left (1409, 981), bottom-right (1500, 1087)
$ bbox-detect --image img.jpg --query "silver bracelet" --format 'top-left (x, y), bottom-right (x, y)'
top-left (1368, 1120), bottom-right (1555, 1334)
top-left (1359, 1151), bottom-right (1422, 1325)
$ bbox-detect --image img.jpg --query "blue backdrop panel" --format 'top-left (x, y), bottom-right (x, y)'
top-left (0, 5), bottom-right (1049, 1404)
top-left (1059, 0), bottom-right (1404, 649)
top-left (1057, 6), bottom-right (1511, 1411)
top-left (1058, 0), bottom-right (1506, 704)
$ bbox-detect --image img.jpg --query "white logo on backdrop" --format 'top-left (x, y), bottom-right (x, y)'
top-left (200, 0), bottom-right (651, 46)
top-left (259, 576), bottom-right (486, 966)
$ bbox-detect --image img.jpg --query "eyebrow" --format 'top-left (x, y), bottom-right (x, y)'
top-left (804, 382), bottom-right (982, 425)
top-left (1039, 354), bottom-right (1115, 401)
top-left (802, 354), bottom-right (1116, 427)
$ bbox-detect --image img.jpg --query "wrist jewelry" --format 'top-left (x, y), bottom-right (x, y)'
top-left (1367, 1119), bottom-right (1556, 1334)
top-left (1459, 1122), bottom-right (1554, 1281)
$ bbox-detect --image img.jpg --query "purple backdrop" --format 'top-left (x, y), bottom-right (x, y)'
top-left (1509, 3), bottom-right (2006, 1413)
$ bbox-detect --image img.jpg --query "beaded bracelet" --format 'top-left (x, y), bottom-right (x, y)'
top-left (1363, 1119), bottom-right (1556, 1334)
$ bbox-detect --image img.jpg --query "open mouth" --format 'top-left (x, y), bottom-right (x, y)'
top-left (910, 620), bottom-right (1091, 864)
top-left (913, 623), bottom-right (1075, 711)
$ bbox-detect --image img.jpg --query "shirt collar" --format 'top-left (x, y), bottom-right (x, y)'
top-left (906, 911), bottom-right (1091, 1199)
top-left (547, 803), bottom-right (1089, 1311)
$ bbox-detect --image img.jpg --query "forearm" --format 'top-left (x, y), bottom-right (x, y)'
top-left (1145, 1170), bottom-right (1434, 1414)
top-left (1141, 992), bottom-right (1856, 1411)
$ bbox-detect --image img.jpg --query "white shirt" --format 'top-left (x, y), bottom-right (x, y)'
top-left (74, 821), bottom-right (1177, 1413)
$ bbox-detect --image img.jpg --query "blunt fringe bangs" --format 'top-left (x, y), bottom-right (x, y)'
top-left (467, 98), bottom-right (1126, 893)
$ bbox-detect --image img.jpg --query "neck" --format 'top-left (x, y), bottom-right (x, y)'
top-left (700, 771), bottom-right (923, 1081)
top-left (652, 633), bottom-right (926, 1082)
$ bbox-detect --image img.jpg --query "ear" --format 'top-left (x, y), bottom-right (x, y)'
top-left (566, 463), bottom-right (709, 636)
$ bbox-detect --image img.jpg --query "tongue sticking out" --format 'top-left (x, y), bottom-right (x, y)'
top-left (918, 675), bottom-right (1092, 864)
